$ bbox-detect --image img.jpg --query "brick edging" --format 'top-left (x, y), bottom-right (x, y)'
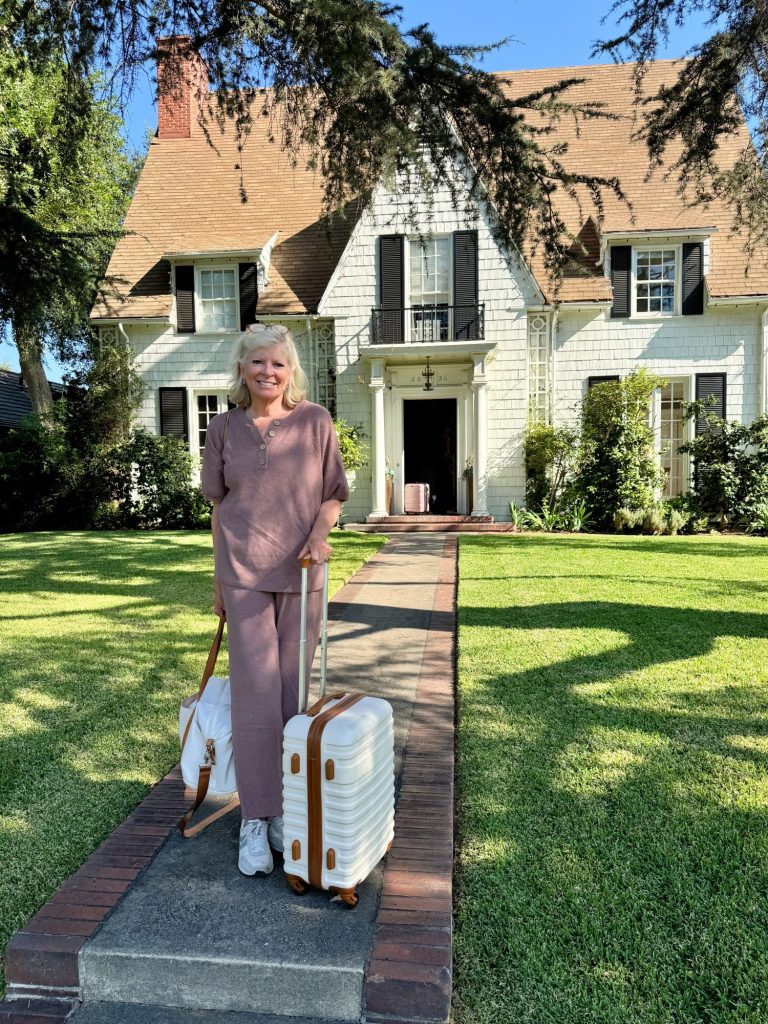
top-left (363, 535), bottom-right (457, 1024)
top-left (1, 540), bottom-right (406, 1020)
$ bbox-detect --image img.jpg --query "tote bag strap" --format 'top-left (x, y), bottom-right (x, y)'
top-left (180, 618), bottom-right (225, 756)
top-left (178, 766), bottom-right (240, 838)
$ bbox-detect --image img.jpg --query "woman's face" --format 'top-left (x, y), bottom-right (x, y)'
top-left (240, 343), bottom-right (292, 405)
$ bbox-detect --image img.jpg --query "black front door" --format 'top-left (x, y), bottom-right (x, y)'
top-left (403, 399), bottom-right (457, 514)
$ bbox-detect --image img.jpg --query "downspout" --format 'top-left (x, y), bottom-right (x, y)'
top-left (305, 315), bottom-right (315, 402)
top-left (116, 321), bottom-right (133, 438)
top-left (761, 308), bottom-right (768, 417)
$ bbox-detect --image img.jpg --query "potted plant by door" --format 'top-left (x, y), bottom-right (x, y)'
top-left (385, 458), bottom-right (396, 515)
top-left (462, 457), bottom-right (473, 514)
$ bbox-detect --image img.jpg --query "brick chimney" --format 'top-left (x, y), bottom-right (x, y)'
top-left (156, 36), bottom-right (208, 139)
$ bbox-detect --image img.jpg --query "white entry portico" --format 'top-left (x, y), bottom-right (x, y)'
top-left (364, 341), bottom-right (495, 518)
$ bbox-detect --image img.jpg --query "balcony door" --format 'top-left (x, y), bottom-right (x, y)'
top-left (403, 398), bottom-right (457, 514)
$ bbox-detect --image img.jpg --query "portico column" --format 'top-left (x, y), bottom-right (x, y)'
top-left (369, 358), bottom-right (387, 516)
top-left (471, 354), bottom-right (489, 516)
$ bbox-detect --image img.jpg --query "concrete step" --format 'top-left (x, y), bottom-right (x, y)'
top-left (78, 810), bottom-right (382, 1021)
top-left (70, 1001), bottom-right (350, 1024)
top-left (365, 514), bottom-right (494, 524)
top-left (347, 521), bottom-right (518, 533)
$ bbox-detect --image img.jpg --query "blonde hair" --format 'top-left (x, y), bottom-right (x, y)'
top-left (229, 324), bottom-right (308, 410)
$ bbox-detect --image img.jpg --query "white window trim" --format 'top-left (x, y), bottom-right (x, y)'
top-left (194, 264), bottom-right (240, 334)
top-left (631, 245), bottom-right (682, 319)
top-left (190, 389), bottom-right (231, 469)
top-left (406, 235), bottom-right (453, 342)
top-left (652, 375), bottom-right (694, 496)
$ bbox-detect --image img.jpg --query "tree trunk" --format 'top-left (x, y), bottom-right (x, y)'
top-left (14, 319), bottom-right (53, 418)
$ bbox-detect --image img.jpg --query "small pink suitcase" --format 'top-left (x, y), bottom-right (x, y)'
top-left (404, 482), bottom-right (430, 513)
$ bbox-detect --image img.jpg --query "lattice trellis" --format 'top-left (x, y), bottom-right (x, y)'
top-left (316, 320), bottom-right (337, 418)
top-left (527, 314), bottom-right (552, 424)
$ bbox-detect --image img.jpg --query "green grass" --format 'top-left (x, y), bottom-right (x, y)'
top-left (0, 528), bottom-right (385, 992)
top-left (455, 534), bottom-right (768, 1024)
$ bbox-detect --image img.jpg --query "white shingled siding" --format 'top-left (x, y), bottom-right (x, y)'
top-left (126, 318), bottom-right (321, 476)
top-left (320, 166), bottom-right (540, 522)
top-left (554, 305), bottom-right (763, 427)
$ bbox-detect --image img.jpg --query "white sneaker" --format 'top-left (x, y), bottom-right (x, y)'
top-left (268, 816), bottom-right (284, 852)
top-left (239, 819), bottom-right (273, 876)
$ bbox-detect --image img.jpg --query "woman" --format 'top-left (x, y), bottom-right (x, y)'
top-left (201, 323), bottom-right (349, 876)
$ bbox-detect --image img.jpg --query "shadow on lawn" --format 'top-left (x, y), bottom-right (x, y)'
top-left (455, 595), bottom-right (768, 1022)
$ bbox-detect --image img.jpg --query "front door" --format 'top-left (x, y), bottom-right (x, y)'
top-left (403, 399), bottom-right (457, 514)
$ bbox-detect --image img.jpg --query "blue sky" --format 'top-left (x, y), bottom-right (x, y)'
top-left (2, 0), bottom-right (710, 379)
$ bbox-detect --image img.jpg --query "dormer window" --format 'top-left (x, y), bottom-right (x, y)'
top-left (609, 239), bottom-right (704, 319)
top-left (198, 268), bottom-right (238, 330)
top-left (635, 248), bottom-right (677, 315)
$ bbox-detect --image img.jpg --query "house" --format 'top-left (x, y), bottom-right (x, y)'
top-left (0, 370), bottom-right (65, 437)
top-left (91, 43), bottom-right (768, 522)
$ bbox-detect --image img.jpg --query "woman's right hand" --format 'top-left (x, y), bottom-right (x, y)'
top-left (213, 579), bottom-right (226, 619)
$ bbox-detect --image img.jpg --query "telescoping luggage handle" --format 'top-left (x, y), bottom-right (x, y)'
top-left (298, 556), bottom-right (330, 714)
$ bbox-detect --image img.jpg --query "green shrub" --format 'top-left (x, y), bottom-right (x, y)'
top-left (524, 422), bottom-right (579, 511)
top-left (334, 419), bottom-right (367, 472)
top-left (0, 415), bottom-right (209, 532)
top-left (508, 501), bottom-right (528, 529)
top-left (613, 507), bottom-right (644, 533)
top-left (641, 507), bottom-right (665, 536)
top-left (577, 370), bottom-right (666, 530)
top-left (746, 502), bottom-right (768, 535)
top-left (679, 407), bottom-right (768, 527)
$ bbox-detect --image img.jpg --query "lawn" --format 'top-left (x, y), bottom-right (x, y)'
top-left (455, 534), bottom-right (768, 1024)
top-left (0, 528), bottom-right (385, 992)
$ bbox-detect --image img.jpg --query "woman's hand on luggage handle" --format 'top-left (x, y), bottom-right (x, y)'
top-left (213, 578), bottom-right (226, 619)
top-left (298, 535), bottom-right (333, 565)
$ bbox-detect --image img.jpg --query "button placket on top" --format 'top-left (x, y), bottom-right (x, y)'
top-left (253, 417), bottom-right (285, 470)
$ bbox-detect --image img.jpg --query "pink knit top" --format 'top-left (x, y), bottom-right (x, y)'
top-left (201, 402), bottom-right (349, 593)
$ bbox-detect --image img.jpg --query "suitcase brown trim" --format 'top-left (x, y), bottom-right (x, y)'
top-left (306, 693), bottom-right (364, 889)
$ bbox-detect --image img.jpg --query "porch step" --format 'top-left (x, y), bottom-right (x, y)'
top-left (366, 514), bottom-right (494, 524)
top-left (347, 521), bottom-right (518, 534)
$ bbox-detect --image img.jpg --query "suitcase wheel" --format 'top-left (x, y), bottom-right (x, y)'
top-left (285, 874), bottom-right (308, 896)
top-left (339, 891), bottom-right (359, 908)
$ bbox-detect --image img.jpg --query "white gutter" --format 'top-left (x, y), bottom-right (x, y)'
top-left (707, 295), bottom-right (768, 306)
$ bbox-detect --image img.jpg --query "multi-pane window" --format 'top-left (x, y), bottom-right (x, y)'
top-left (528, 314), bottom-right (552, 424)
top-left (635, 249), bottom-right (677, 314)
top-left (409, 237), bottom-right (450, 340)
top-left (659, 380), bottom-right (688, 496)
top-left (199, 269), bottom-right (237, 330)
top-left (196, 393), bottom-right (228, 459)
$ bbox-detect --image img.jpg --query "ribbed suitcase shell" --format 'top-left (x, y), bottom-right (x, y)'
top-left (404, 482), bottom-right (430, 513)
top-left (282, 694), bottom-right (395, 895)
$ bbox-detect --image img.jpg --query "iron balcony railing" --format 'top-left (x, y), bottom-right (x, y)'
top-left (370, 303), bottom-right (485, 344)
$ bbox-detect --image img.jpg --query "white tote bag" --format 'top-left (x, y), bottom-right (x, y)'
top-left (178, 618), bottom-right (239, 837)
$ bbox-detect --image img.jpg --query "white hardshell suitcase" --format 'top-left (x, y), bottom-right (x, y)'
top-left (404, 482), bottom-right (430, 513)
top-left (282, 559), bottom-right (395, 906)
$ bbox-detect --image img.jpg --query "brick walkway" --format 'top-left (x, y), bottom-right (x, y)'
top-left (1, 536), bottom-right (457, 1024)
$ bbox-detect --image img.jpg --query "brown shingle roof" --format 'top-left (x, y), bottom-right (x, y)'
top-left (93, 60), bottom-right (768, 321)
top-left (495, 61), bottom-right (768, 301)
top-left (92, 104), bottom-right (358, 319)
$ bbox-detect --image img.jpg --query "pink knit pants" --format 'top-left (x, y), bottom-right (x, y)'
top-left (221, 585), bottom-right (323, 820)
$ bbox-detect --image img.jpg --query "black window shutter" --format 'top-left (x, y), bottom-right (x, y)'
top-left (695, 373), bottom-right (726, 433)
top-left (682, 242), bottom-right (704, 316)
top-left (610, 246), bottom-right (631, 319)
top-left (239, 263), bottom-right (258, 330)
top-left (453, 230), bottom-right (479, 339)
top-left (588, 375), bottom-right (620, 389)
top-left (175, 266), bottom-right (195, 333)
top-left (159, 387), bottom-right (188, 442)
top-left (379, 235), bottom-right (404, 344)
